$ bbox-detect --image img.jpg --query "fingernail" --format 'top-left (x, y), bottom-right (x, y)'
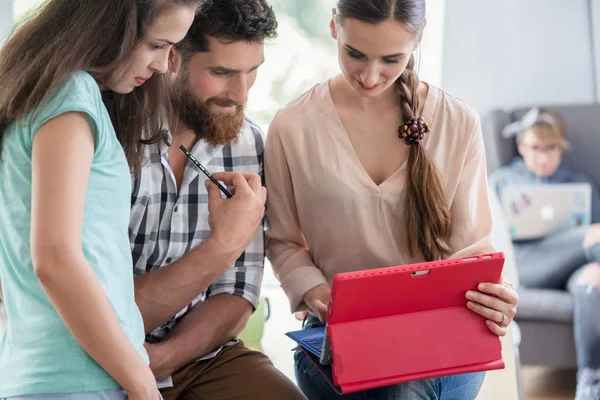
top-left (486, 320), bottom-right (493, 325)
top-left (465, 291), bottom-right (474, 298)
top-left (478, 283), bottom-right (486, 291)
top-left (466, 301), bottom-right (473, 308)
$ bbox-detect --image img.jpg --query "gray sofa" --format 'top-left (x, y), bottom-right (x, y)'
top-left (482, 104), bottom-right (600, 368)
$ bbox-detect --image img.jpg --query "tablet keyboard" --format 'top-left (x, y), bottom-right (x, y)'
top-left (304, 336), bottom-right (324, 355)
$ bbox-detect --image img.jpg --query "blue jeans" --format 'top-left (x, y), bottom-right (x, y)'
top-left (295, 317), bottom-right (485, 400)
top-left (514, 225), bottom-right (594, 289)
top-left (514, 226), bottom-right (600, 369)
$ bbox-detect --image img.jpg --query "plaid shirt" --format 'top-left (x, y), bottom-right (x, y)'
top-left (129, 118), bottom-right (265, 359)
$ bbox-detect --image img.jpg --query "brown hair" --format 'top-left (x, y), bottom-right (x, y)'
top-left (336, 0), bottom-right (451, 261)
top-left (0, 0), bottom-right (201, 171)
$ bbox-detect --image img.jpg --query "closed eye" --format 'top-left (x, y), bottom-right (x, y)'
top-left (347, 50), bottom-right (365, 60)
top-left (211, 69), bottom-right (236, 77)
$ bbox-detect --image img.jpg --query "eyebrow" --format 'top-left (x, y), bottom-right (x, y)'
top-left (344, 44), bottom-right (404, 59)
top-left (158, 39), bottom-right (176, 46)
top-left (208, 61), bottom-right (265, 74)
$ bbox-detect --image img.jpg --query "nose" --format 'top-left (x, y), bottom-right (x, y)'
top-left (534, 153), bottom-right (552, 171)
top-left (150, 53), bottom-right (170, 74)
top-left (228, 75), bottom-right (249, 105)
top-left (360, 63), bottom-right (379, 87)
top-left (536, 151), bottom-right (551, 162)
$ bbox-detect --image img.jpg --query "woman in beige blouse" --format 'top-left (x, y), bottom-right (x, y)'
top-left (265, 0), bottom-right (519, 398)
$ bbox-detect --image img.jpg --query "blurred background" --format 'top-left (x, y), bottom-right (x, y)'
top-left (2, 1), bottom-right (600, 399)
top-left (2, 0), bottom-right (598, 138)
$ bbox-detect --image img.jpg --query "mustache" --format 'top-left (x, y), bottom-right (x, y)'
top-left (170, 84), bottom-right (245, 147)
top-left (208, 98), bottom-right (239, 108)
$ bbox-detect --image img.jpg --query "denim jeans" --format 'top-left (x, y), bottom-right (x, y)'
top-left (514, 225), bottom-right (594, 289)
top-left (294, 316), bottom-right (486, 400)
top-left (585, 242), bottom-right (600, 265)
top-left (514, 226), bottom-right (600, 369)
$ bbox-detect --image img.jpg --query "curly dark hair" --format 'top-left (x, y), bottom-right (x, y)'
top-left (175, 0), bottom-right (278, 60)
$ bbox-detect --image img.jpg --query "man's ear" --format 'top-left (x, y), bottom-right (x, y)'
top-left (169, 48), bottom-right (183, 74)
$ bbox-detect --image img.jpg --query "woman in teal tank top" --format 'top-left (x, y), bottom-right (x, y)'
top-left (0, 1), bottom-right (201, 399)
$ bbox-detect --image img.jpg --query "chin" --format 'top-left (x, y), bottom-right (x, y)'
top-left (112, 85), bottom-right (135, 95)
top-left (356, 89), bottom-right (383, 98)
top-left (536, 170), bottom-right (555, 178)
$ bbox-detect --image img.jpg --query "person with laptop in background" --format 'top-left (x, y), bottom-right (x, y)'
top-left (128, 1), bottom-right (307, 399)
top-left (265, 0), bottom-right (519, 398)
top-left (489, 107), bottom-right (600, 399)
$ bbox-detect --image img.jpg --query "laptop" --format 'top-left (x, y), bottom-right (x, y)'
top-left (501, 183), bottom-right (591, 240)
top-left (286, 253), bottom-right (506, 395)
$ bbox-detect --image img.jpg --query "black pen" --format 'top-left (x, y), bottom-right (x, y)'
top-left (179, 145), bottom-right (233, 198)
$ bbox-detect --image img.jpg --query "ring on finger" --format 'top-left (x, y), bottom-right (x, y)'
top-left (503, 280), bottom-right (515, 292)
top-left (499, 311), bottom-right (507, 326)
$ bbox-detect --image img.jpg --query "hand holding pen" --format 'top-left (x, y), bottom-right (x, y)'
top-left (180, 145), bottom-right (233, 198)
top-left (205, 171), bottom-right (267, 255)
top-left (179, 145), bottom-right (267, 254)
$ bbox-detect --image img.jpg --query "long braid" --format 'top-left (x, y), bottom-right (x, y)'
top-left (397, 55), bottom-right (452, 261)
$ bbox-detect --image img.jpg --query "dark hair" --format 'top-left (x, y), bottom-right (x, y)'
top-left (336, 0), bottom-right (452, 261)
top-left (175, 0), bottom-right (278, 61)
top-left (0, 0), bottom-right (201, 171)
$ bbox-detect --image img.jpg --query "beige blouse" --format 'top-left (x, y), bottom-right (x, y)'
top-left (265, 81), bottom-right (495, 312)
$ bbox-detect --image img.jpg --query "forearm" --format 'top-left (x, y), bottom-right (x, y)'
top-left (135, 237), bottom-right (239, 333)
top-left (160, 294), bottom-right (252, 372)
top-left (35, 251), bottom-right (152, 393)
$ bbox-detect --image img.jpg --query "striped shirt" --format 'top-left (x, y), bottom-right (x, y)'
top-left (129, 118), bottom-right (265, 359)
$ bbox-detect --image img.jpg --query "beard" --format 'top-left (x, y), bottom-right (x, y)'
top-left (170, 72), bottom-right (245, 147)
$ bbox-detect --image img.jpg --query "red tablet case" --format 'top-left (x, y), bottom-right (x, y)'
top-left (300, 253), bottom-right (506, 394)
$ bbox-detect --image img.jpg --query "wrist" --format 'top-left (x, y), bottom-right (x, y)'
top-left (157, 338), bottom-right (178, 369)
top-left (304, 283), bottom-right (329, 301)
top-left (122, 365), bottom-right (156, 396)
top-left (148, 339), bottom-right (180, 380)
top-left (203, 234), bottom-right (242, 266)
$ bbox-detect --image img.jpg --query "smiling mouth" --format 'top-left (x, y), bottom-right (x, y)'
top-left (357, 80), bottom-right (381, 90)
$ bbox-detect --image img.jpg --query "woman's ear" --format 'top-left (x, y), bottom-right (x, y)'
top-left (330, 8), bottom-right (338, 40)
top-left (169, 48), bottom-right (182, 74)
top-left (412, 19), bottom-right (426, 52)
top-left (412, 34), bottom-right (423, 52)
